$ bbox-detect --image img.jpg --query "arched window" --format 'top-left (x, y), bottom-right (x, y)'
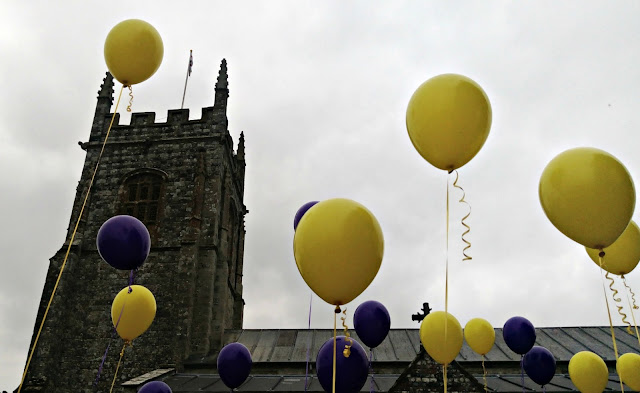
top-left (120, 172), bottom-right (164, 226)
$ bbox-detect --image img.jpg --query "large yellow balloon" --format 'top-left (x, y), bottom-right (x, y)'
top-left (420, 311), bottom-right (463, 365)
top-left (568, 351), bottom-right (609, 393)
top-left (464, 318), bottom-right (495, 355)
top-left (104, 19), bottom-right (164, 86)
top-left (293, 198), bottom-right (384, 306)
top-left (539, 148), bottom-right (635, 249)
top-left (406, 74), bottom-right (492, 171)
top-left (111, 285), bottom-right (156, 342)
top-left (617, 353), bottom-right (640, 391)
top-left (586, 221), bottom-right (640, 275)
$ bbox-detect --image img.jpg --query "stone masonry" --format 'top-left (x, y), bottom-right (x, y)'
top-left (20, 60), bottom-right (246, 392)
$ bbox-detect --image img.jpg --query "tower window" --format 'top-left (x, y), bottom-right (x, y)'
top-left (120, 173), bottom-right (164, 226)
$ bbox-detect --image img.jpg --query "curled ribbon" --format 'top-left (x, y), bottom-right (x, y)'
top-left (606, 272), bottom-right (632, 334)
top-left (126, 86), bottom-right (134, 112)
top-left (481, 355), bottom-right (488, 393)
top-left (622, 276), bottom-right (640, 344)
top-left (341, 308), bottom-right (352, 357)
top-left (623, 276), bottom-right (639, 311)
top-left (452, 170), bottom-right (472, 261)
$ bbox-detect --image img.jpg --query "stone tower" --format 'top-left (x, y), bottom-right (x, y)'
top-left (21, 60), bottom-right (247, 392)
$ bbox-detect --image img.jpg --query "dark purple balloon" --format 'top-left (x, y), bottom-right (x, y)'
top-left (353, 300), bottom-right (391, 349)
top-left (503, 316), bottom-right (536, 355)
top-left (217, 342), bottom-right (252, 389)
top-left (316, 336), bottom-right (368, 393)
top-left (523, 346), bottom-right (556, 386)
top-left (96, 215), bottom-right (150, 270)
top-left (139, 381), bottom-right (172, 393)
top-left (293, 201), bottom-right (319, 230)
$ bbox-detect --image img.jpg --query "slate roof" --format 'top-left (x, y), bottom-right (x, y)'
top-left (184, 326), bottom-right (639, 365)
top-left (127, 327), bottom-right (639, 392)
top-left (159, 373), bottom-right (634, 393)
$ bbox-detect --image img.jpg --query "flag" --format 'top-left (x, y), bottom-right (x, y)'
top-left (188, 50), bottom-right (193, 76)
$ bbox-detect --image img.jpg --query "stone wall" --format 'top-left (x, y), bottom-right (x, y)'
top-left (20, 66), bottom-right (246, 393)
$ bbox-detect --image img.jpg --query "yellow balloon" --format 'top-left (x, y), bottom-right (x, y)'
top-left (586, 221), bottom-right (640, 275)
top-left (539, 148), bottom-right (635, 249)
top-left (406, 74), bottom-right (492, 171)
top-left (104, 19), bottom-right (164, 86)
top-left (293, 198), bottom-right (384, 306)
top-left (420, 311), bottom-right (463, 365)
top-left (617, 353), bottom-right (640, 391)
top-left (568, 351), bottom-right (609, 393)
top-left (111, 285), bottom-right (156, 342)
top-left (464, 318), bottom-right (495, 355)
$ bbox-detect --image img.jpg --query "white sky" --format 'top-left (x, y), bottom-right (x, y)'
top-left (2, 0), bottom-right (640, 390)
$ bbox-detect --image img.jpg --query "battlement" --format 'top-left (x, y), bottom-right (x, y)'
top-left (105, 106), bottom-right (220, 128)
top-left (88, 106), bottom-right (230, 145)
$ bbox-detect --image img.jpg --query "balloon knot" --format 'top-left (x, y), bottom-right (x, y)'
top-left (599, 251), bottom-right (606, 258)
top-left (335, 306), bottom-right (341, 314)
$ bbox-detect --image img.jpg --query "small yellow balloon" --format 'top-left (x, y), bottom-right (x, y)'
top-left (406, 73), bottom-right (492, 171)
top-left (539, 148), bottom-right (635, 249)
top-left (111, 285), bottom-right (156, 342)
top-left (464, 318), bottom-right (495, 356)
top-left (568, 351), bottom-right (609, 393)
top-left (104, 19), bottom-right (164, 86)
top-left (586, 221), bottom-right (640, 275)
top-left (293, 198), bottom-right (384, 306)
top-left (617, 353), bottom-right (640, 391)
top-left (420, 311), bottom-right (463, 365)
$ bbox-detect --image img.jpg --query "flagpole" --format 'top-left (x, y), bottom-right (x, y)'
top-left (181, 50), bottom-right (192, 109)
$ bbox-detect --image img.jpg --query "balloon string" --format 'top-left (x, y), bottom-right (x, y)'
top-left (341, 308), bottom-right (352, 357)
top-left (128, 269), bottom-right (136, 292)
top-left (94, 294), bottom-right (129, 387)
top-left (369, 350), bottom-right (374, 393)
top-left (304, 292), bottom-right (312, 392)
top-left (520, 356), bottom-right (525, 393)
top-left (598, 255), bottom-right (624, 393)
top-left (481, 355), bottom-right (488, 393)
top-left (17, 84), bottom-right (125, 393)
top-left (606, 271), bottom-right (632, 334)
top-left (333, 306), bottom-right (339, 393)
top-left (94, 341), bottom-right (113, 388)
top-left (443, 364), bottom-right (447, 393)
top-left (445, 172), bottom-right (449, 356)
top-left (623, 276), bottom-right (639, 311)
top-left (444, 174), bottom-right (450, 393)
top-left (126, 86), bottom-right (133, 112)
top-left (622, 276), bottom-right (640, 346)
top-left (452, 170), bottom-right (472, 261)
top-left (109, 342), bottom-right (129, 393)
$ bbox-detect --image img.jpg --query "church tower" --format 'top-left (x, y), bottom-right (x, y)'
top-left (21, 60), bottom-right (247, 392)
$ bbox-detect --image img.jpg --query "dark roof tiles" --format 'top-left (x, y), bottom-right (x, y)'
top-left (209, 327), bottom-right (637, 365)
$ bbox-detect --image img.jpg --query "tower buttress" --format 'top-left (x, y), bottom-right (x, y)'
top-left (95, 72), bottom-right (114, 117)
top-left (213, 59), bottom-right (229, 124)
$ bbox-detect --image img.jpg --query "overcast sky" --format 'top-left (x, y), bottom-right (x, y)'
top-left (2, 0), bottom-right (640, 390)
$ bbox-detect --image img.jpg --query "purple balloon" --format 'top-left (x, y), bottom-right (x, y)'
top-left (523, 346), bottom-right (556, 386)
top-left (96, 215), bottom-right (150, 270)
top-left (316, 336), bottom-right (368, 393)
top-left (139, 381), bottom-right (172, 393)
top-left (503, 316), bottom-right (536, 355)
top-left (293, 201), bottom-right (319, 230)
top-left (353, 300), bottom-right (391, 349)
top-left (217, 343), bottom-right (252, 389)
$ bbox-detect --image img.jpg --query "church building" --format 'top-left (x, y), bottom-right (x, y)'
top-left (20, 62), bottom-right (634, 393)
